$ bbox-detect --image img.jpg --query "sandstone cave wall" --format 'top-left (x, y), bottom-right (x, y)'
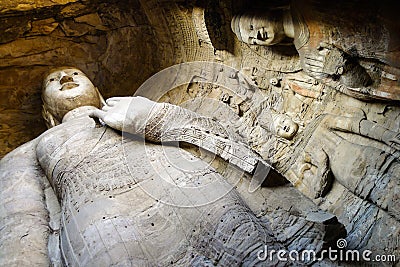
top-left (0, 0), bottom-right (161, 157)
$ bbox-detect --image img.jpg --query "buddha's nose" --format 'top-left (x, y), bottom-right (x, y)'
top-left (60, 75), bottom-right (74, 84)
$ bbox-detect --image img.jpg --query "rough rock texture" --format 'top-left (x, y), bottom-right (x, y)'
top-left (0, 0), bottom-right (399, 265)
top-left (1, 116), bottom-right (345, 265)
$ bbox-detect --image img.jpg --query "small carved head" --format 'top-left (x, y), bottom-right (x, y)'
top-left (272, 113), bottom-right (299, 140)
top-left (259, 110), bottom-right (298, 140)
top-left (231, 10), bottom-right (285, 45)
top-left (42, 67), bottom-right (103, 128)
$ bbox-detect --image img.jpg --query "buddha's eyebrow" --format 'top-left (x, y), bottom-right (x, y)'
top-left (52, 73), bottom-right (62, 79)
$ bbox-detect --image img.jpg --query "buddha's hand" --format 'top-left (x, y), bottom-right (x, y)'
top-left (300, 148), bottom-right (332, 199)
top-left (89, 96), bottom-right (158, 134)
top-left (304, 42), bottom-right (347, 79)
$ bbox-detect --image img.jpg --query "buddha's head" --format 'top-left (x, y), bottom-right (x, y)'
top-left (42, 67), bottom-right (103, 128)
top-left (231, 10), bottom-right (285, 46)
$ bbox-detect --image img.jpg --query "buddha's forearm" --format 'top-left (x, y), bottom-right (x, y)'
top-left (144, 103), bottom-right (269, 174)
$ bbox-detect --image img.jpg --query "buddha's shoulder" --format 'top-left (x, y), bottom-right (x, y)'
top-left (36, 118), bottom-right (116, 155)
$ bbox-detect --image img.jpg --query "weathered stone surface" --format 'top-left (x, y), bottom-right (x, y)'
top-left (25, 18), bottom-right (59, 36)
top-left (59, 2), bottom-right (89, 17)
top-left (74, 13), bottom-right (107, 29)
top-left (0, 0), bottom-right (155, 157)
top-left (0, 16), bottom-right (31, 43)
top-left (60, 18), bottom-right (98, 36)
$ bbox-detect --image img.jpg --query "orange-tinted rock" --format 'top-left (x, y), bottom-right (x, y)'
top-left (26, 18), bottom-right (59, 36)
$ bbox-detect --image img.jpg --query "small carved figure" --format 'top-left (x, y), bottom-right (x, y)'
top-left (231, 1), bottom-right (400, 101)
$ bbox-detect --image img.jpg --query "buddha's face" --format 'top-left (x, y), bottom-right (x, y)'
top-left (42, 67), bottom-right (102, 123)
top-left (231, 12), bottom-right (285, 45)
top-left (273, 114), bottom-right (298, 140)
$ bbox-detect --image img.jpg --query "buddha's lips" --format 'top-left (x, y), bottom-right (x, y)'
top-left (60, 82), bottom-right (79, 91)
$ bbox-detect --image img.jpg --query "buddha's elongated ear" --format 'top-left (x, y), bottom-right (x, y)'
top-left (95, 87), bottom-right (106, 107)
top-left (42, 104), bottom-right (60, 128)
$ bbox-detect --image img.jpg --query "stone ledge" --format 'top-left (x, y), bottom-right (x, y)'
top-left (0, 0), bottom-right (79, 14)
